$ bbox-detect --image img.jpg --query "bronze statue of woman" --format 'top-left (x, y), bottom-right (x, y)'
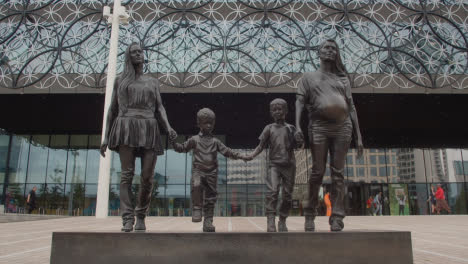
top-left (295, 39), bottom-right (363, 231)
top-left (100, 43), bottom-right (177, 232)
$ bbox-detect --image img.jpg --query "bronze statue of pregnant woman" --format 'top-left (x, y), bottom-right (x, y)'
top-left (100, 43), bottom-right (177, 232)
top-left (295, 39), bottom-right (364, 232)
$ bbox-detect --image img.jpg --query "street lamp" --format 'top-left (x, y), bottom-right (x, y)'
top-left (96, 0), bottom-right (130, 219)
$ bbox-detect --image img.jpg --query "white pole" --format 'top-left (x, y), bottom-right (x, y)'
top-left (96, 0), bottom-right (125, 218)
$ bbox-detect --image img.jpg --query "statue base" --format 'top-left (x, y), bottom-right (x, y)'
top-left (51, 231), bottom-right (413, 264)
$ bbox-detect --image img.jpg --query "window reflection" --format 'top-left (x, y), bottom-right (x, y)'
top-left (27, 135), bottom-right (50, 184)
top-left (84, 183), bottom-right (97, 216)
top-left (166, 184), bottom-right (186, 216)
top-left (0, 134), bottom-right (9, 184)
top-left (166, 135), bottom-right (187, 184)
top-left (0, 130), bottom-right (467, 217)
top-left (8, 135), bottom-right (30, 185)
top-left (66, 135), bottom-right (88, 184)
top-left (247, 184), bottom-right (264, 216)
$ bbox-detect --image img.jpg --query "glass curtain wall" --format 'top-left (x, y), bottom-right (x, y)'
top-left (1, 131), bottom-right (467, 216)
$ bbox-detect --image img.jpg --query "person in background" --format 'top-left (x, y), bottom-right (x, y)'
top-left (366, 195), bottom-right (374, 216)
top-left (373, 191), bottom-right (382, 216)
top-left (426, 185), bottom-right (437, 214)
top-left (324, 191), bottom-right (332, 217)
top-left (398, 195), bottom-right (406, 215)
top-left (435, 184), bottom-right (451, 214)
top-left (27, 186), bottom-right (37, 214)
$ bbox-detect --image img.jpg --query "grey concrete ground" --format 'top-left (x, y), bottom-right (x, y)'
top-left (0, 214), bottom-right (67, 223)
top-left (0, 215), bottom-right (466, 264)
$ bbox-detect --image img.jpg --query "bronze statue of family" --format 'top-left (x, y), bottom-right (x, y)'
top-left (100, 39), bottom-right (363, 233)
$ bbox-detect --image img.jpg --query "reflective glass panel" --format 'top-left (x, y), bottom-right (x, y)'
top-left (84, 183), bottom-right (97, 216)
top-left (388, 184), bottom-right (409, 215)
top-left (166, 136), bottom-right (187, 184)
top-left (166, 184), bottom-right (186, 216)
top-left (446, 183), bottom-right (467, 214)
top-left (64, 183), bottom-right (85, 216)
top-left (408, 183), bottom-right (429, 215)
top-left (46, 183), bottom-right (66, 214)
top-left (246, 184), bottom-right (264, 216)
top-left (47, 135), bottom-right (69, 185)
top-left (27, 135), bottom-right (50, 184)
top-left (109, 184), bottom-right (120, 216)
top-left (227, 184), bottom-right (246, 216)
top-left (149, 185), bottom-right (167, 216)
top-left (5, 182), bottom-right (25, 213)
top-left (0, 133), bottom-right (9, 184)
top-left (85, 149), bottom-right (100, 184)
top-left (8, 135), bottom-right (30, 184)
top-left (66, 135), bottom-right (88, 184)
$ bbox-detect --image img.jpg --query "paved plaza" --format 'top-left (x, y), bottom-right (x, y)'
top-left (0, 215), bottom-right (466, 264)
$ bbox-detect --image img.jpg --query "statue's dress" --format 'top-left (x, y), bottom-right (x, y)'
top-left (107, 77), bottom-right (164, 156)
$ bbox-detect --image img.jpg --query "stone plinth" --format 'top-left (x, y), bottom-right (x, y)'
top-left (50, 231), bottom-right (412, 264)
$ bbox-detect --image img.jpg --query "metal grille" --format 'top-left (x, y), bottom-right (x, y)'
top-left (0, 0), bottom-right (467, 92)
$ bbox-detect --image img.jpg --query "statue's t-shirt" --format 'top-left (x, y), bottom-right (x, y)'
top-left (297, 71), bottom-right (355, 136)
top-left (258, 123), bottom-right (296, 166)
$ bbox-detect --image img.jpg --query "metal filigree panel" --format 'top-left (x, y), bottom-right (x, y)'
top-left (0, 0), bottom-right (467, 93)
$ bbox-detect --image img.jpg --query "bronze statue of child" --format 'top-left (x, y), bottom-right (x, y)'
top-left (171, 108), bottom-right (249, 232)
top-left (245, 98), bottom-right (303, 232)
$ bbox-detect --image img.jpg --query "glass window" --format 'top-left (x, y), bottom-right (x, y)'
top-left (85, 149), bottom-right (100, 184)
top-left (347, 167), bottom-right (354, 177)
top-left (166, 184), bottom-right (186, 216)
top-left (379, 167), bottom-right (387, 177)
top-left (392, 148), bottom-right (427, 183)
top-left (378, 155), bottom-right (386, 165)
top-left (185, 150), bottom-right (192, 185)
top-left (0, 133), bottom-right (10, 184)
top-left (166, 136), bottom-right (187, 184)
top-left (356, 156), bottom-right (364, 165)
top-left (446, 183), bottom-right (467, 214)
top-left (370, 167), bottom-right (377, 177)
top-left (27, 135), bottom-right (50, 184)
top-left (369, 156), bottom-right (377, 165)
top-left (155, 135), bottom-right (167, 185)
top-left (407, 183), bottom-right (429, 215)
top-left (24, 184), bottom-right (43, 214)
top-left (110, 152), bottom-right (121, 185)
top-left (47, 135), bottom-right (68, 184)
top-left (66, 135), bottom-right (88, 184)
top-left (5, 182), bottom-right (25, 213)
top-left (108, 184), bottom-right (120, 216)
top-left (346, 154), bottom-right (353, 165)
top-left (85, 135), bottom-right (101, 185)
top-left (357, 168), bottom-right (365, 177)
top-left (84, 183), bottom-right (97, 216)
top-left (64, 183), bottom-right (85, 215)
top-left (149, 185), bottom-right (167, 216)
top-left (247, 184), bottom-right (264, 216)
top-left (227, 184), bottom-right (246, 216)
top-left (46, 183), bottom-right (66, 213)
top-left (8, 135), bottom-right (30, 184)
top-left (388, 183), bottom-right (409, 215)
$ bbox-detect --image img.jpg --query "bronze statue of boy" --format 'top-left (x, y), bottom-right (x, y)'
top-left (245, 98), bottom-right (303, 232)
top-left (171, 108), bottom-right (249, 232)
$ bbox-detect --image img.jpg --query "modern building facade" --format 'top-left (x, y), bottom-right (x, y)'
top-left (0, 0), bottom-right (467, 216)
